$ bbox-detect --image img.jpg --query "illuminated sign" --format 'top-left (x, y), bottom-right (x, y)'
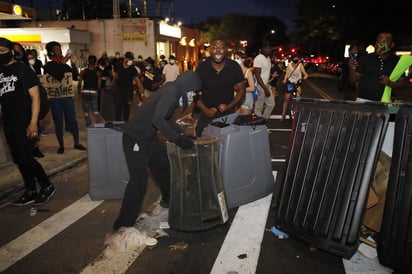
top-left (159, 22), bottom-right (181, 38)
top-left (1, 34), bottom-right (41, 43)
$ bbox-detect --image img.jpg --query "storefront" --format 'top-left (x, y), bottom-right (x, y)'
top-left (0, 27), bottom-right (91, 67)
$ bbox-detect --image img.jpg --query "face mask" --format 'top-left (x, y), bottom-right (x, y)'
top-left (137, 58), bottom-right (143, 62)
top-left (169, 59), bottom-right (175, 64)
top-left (0, 51), bottom-right (13, 67)
top-left (127, 60), bottom-right (133, 66)
top-left (235, 59), bottom-right (242, 65)
top-left (145, 65), bottom-right (151, 70)
top-left (99, 65), bottom-right (105, 70)
top-left (292, 59), bottom-right (298, 64)
top-left (376, 42), bottom-right (390, 55)
top-left (28, 59), bottom-right (35, 65)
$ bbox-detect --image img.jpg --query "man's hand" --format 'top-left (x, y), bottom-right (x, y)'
top-left (174, 135), bottom-right (194, 150)
top-left (204, 107), bottom-right (219, 118)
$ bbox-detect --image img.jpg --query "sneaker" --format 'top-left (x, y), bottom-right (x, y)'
top-left (34, 185), bottom-right (55, 206)
top-left (34, 146), bottom-right (45, 158)
top-left (57, 147), bottom-right (64, 154)
top-left (74, 144), bottom-right (86, 150)
top-left (13, 190), bottom-right (37, 206)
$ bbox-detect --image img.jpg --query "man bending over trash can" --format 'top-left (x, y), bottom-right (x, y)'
top-left (111, 70), bottom-right (202, 233)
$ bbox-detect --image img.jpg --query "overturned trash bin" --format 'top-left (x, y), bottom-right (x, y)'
top-left (167, 137), bottom-right (229, 232)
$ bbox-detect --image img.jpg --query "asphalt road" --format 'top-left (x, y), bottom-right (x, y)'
top-left (0, 73), bottom-right (393, 274)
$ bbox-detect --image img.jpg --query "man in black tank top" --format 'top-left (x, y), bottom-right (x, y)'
top-left (78, 55), bottom-right (102, 126)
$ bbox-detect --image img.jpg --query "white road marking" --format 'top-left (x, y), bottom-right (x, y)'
top-left (0, 195), bottom-right (102, 272)
top-left (211, 171), bottom-right (276, 274)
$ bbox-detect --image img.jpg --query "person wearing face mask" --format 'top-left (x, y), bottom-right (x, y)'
top-left (253, 41), bottom-right (276, 120)
top-left (142, 57), bottom-right (164, 98)
top-left (161, 55), bottom-right (180, 84)
top-left (281, 55), bottom-right (309, 121)
top-left (43, 41), bottom-right (86, 154)
top-left (0, 37), bottom-right (55, 206)
top-left (112, 51), bottom-right (143, 121)
top-left (348, 32), bottom-right (407, 102)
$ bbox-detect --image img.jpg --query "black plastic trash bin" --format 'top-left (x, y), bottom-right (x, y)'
top-left (167, 137), bottom-right (229, 232)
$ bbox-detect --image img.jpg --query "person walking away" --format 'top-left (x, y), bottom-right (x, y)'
top-left (112, 51), bottom-right (143, 121)
top-left (110, 70), bottom-right (202, 233)
top-left (348, 32), bottom-right (406, 102)
top-left (234, 50), bottom-right (256, 114)
top-left (281, 55), bottom-right (309, 121)
top-left (253, 41), bottom-right (275, 119)
top-left (43, 41), bottom-right (86, 154)
top-left (162, 55), bottom-right (180, 84)
top-left (194, 39), bottom-right (245, 137)
top-left (0, 37), bottom-right (55, 206)
top-left (78, 55), bottom-right (102, 126)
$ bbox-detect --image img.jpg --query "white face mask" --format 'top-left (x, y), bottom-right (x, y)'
top-left (28, 59), bottom-right (35, 65)
top-left (99, 65), bottom-right (105, 70)
top-left (127, 60), bottom-right (133, 66)
top-left (235, 59), bottom-right (242, 65)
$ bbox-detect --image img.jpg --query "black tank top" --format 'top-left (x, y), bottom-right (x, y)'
top-left (83, 68), bottom-right (98, 90)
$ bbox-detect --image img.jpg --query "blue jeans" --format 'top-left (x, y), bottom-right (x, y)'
top-left (49, 97), bottom-right (80, 148)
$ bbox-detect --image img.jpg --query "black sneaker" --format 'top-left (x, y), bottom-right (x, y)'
top-left (34, 146), bottom-right (45, 158)
top-left (34, 185), bottom-right (56, 206)
top-left (74, 144), bottom-right (86, 150)
top-left (13, 190), bottom-right (37, 206)
top-left (57, 147), bottom-right (64, 154)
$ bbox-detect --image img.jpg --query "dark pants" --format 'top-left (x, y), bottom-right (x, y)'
top-left (4, 123), bottom-right (50, 191)
top-left (49, 97), bottom-right (80, 148)
top-left (113, 93), bottom-right (131, 121)
top-left (113, 133), bottom-right (171, 230)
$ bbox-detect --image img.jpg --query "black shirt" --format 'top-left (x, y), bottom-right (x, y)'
top-left (356, 53), bottom-right (400, 101)
top-left (0, 61), bottom-right (38, 126)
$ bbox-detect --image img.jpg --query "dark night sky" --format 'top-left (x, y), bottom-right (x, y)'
top-left (11, 0), bottom-right (297, 32)
top-left (173, 0), bottom-right (297, 31)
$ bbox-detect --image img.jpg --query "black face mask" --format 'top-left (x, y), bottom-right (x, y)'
top-left (292, 59), bottom-right (298, 64)
top-left (0, 51), bottom-right (13, 67)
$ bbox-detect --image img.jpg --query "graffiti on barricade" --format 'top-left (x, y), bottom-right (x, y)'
top-left (38, 72), bottom-right (74, 98)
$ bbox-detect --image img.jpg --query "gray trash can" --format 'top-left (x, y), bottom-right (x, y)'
top-left (167, 137), bottom-right (229, 231)
top-left (202, 113), bottom-right (274, 208)
top-left (87, 122), bottom-right (128, 200)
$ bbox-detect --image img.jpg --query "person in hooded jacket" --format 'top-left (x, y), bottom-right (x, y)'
top-left (43, 41), bottom-right (86, 154)
top-left (112, 70), bottom-right (202, 232)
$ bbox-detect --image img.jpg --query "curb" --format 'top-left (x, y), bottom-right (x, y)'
top-left (0, 155), bottom-right (88, 201)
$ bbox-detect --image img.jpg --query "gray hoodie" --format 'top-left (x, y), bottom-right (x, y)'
top-left (124, 70), bottom-right (202, 142)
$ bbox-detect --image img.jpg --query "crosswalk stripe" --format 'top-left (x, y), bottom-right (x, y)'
top-left (211, 171), bottom-right (276, 274)
top-left (0, 195), bottom-right (102, 272)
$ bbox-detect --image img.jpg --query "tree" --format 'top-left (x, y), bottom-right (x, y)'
top-left (200, 14), bottom-right (289, 57)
